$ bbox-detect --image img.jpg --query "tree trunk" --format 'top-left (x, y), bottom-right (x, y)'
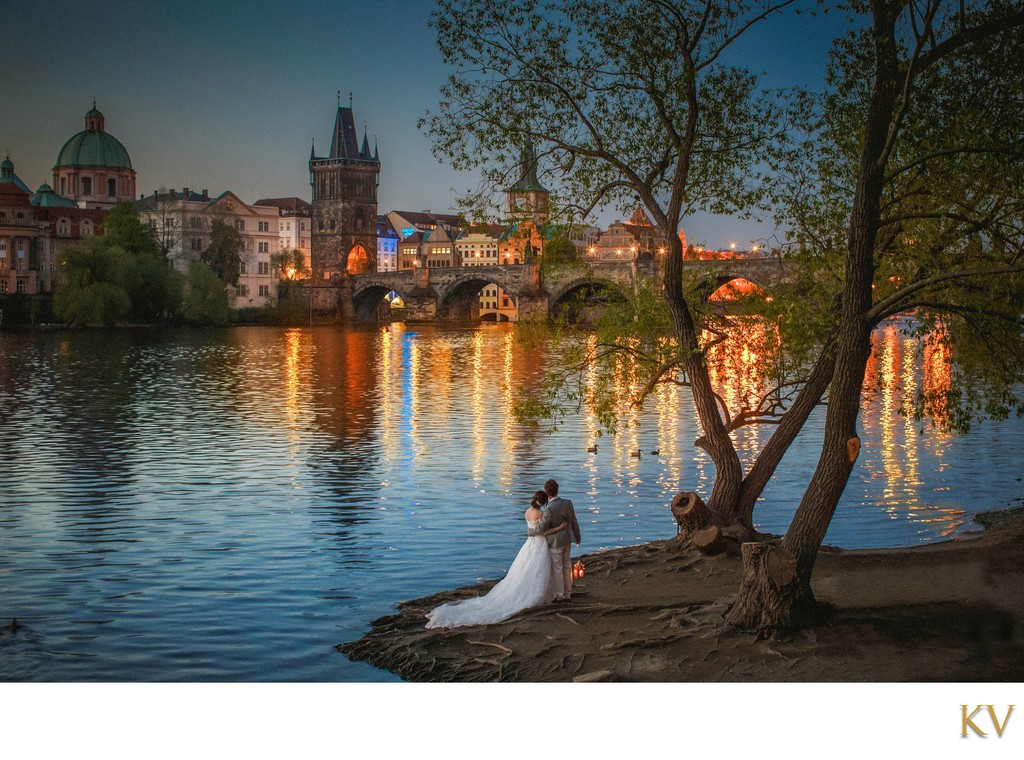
top-left (725, 542), bottom-right (806, 635)
top-left (736, 346), bottom-right (836, 525)
top-left (662, 233), bottom-right (745, 526)
top-left (727, 3), bottom-right (901, 633)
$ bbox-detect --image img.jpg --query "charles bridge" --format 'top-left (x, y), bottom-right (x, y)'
top-left (308, 256), bottom-right (797, 322)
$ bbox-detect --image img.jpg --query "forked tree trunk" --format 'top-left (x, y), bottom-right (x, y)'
top-left (727, 2), bottom-right (900, 634)
top-left (736, 347), bottom-right (836, 525)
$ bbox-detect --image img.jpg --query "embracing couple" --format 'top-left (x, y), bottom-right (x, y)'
top-left (425, 479), bottom-right (582, 629)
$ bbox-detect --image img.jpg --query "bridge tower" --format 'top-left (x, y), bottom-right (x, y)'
top-left (309, 95), bottom-right (380, 284)
top-left (505, 142), bottom-right (550, 263)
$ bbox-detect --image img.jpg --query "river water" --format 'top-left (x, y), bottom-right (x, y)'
top-left (1, 323), bottom-right (1021, 681)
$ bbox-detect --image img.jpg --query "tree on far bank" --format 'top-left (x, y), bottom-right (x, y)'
top-left (54, 239), bottom-right (134, 326)
top-left (270, 248), bottom-right (309, 280)
top-left (202, 220), bottom-right (243, 286)
top-left (54, 202), bottom-right (183, 325)
top-left (182, 260), bottom-right (231, 325)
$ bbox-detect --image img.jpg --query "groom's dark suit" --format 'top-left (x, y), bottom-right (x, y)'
top-left (540, 496), bottom-right (581, 600)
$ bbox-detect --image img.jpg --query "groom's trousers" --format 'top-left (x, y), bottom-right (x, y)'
top-left (550, 544), bottom-right (573, 599)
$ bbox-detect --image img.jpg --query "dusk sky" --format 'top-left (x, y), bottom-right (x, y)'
top-left (2, 0), bottom-right (848, 249)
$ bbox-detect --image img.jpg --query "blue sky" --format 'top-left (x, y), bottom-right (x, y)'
top-left (1, 0), bottom-right (848, 248)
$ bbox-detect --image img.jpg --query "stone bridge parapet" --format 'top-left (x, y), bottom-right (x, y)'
top-left (312, 256), bottom-right (796, 322)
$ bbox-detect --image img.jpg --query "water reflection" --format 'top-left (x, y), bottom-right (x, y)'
top-left (0, 321), bottom-right (1019, 681)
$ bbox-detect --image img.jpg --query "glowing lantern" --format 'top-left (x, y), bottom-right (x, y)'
top-left (573, 560), bottom-right (585, 579)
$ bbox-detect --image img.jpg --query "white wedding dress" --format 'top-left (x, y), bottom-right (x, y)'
top-left (425, 519), bottom-right (556, 628)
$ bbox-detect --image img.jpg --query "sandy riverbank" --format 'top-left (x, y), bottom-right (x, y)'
top-left (339, 505), bottom-right (1024, 682)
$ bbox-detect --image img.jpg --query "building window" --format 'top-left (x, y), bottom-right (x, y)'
top-left (236, 284), bottom-right (248, 297)
top-left (191, 238), bottom-right (202, 250)
top-left (258, 221), bottom-right (269, 232)
top-left (0, 281), bottom-right (7, 293)
top-left (108, 178), bottom-right (117, 197)
top-left (503, 297), bottom-right (509, 307)
top-left (235, 220), bottom-right (245, 231)
top-left (239, 261), bottom-right (247, 275)
top-left (258, 242), bottom-right (269, 253)
top-left (189, 216), bottom-right (203, 228)
top-left (16, 280), bottom-right (26, 294)
top-left (60, 177), bottom-right (67, 195)
top-left (258, 261), bottom-right (269, 275)
top-left (81, 177), bottom-right (92, 196)
top-left (259, 285), bottom-right (270, 297)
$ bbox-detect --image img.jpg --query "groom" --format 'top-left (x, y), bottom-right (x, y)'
top-left (538, 478), bottom-right (581, 602)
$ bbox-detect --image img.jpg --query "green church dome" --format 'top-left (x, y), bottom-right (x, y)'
top-left (54, 105), bottom-right (133, 170)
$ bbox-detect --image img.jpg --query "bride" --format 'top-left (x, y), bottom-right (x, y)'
top-left (425, 491), bottom-right (566, 628)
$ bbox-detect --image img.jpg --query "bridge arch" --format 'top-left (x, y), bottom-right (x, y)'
top-left (548, 276), bottom-right (629, 323)
top-left (436, 271), bottom-right (519, 322)
top-left (352, 278), bottom-right (409, 321)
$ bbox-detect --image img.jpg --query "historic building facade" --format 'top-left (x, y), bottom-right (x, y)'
top-left (0, 155), bottom-right (106, 296)
top-left (309, 102), bottom-right (380, 280)
top-left (137, 188), bottom-right (280, 307)
top-left (52, 104), bottom-right (137, 209)
top-left (254, 197), bottom-right (312, 279)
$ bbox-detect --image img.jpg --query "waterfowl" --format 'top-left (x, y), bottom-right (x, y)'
top-left (630, 450), bottom-right (641, 458)
top-left (587, 445), bottom-right (598, 453)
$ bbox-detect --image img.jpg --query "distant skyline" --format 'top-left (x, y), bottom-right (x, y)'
top-left (2, 0), bottom-right (848, 249)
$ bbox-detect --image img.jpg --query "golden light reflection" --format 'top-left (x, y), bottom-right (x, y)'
top-left (923, 329), bottom-right (953, 435)
top-left (878, 325), bottom-right (900, 508)
top-left (408, 334), bottom-right (423, 460)
top-left (470, 330), bottom-right (487, 481)
top-left (378, 324), bottom-right (398, 469)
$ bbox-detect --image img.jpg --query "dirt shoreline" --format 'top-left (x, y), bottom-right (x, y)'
top-left (339, 506), bottom-right (1024, 682)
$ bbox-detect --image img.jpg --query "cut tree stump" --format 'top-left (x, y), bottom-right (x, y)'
top-left (692, 525), bottom-right (727, 555)
top-left (671, 491), bottom-right (715, 533)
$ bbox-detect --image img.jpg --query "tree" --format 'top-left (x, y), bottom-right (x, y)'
top-left (726, 0), bottom-right (1024, 632)
top-left (424, 0), bottom-right (801, 531)
top-left (182, 260), bottom-right (231, 325)
top-left (539, 231), bottom-right (584, 274)
top-left (54, 203), bottom-right (183, 325)
top-left (54, 239), bottom-right (134, 326)
top-left (270, 248), bottom-right (309, 280)
top-left (104, 202), bottom-right (183, 321)
top-left (202, 219), bottom-right (243, 286)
